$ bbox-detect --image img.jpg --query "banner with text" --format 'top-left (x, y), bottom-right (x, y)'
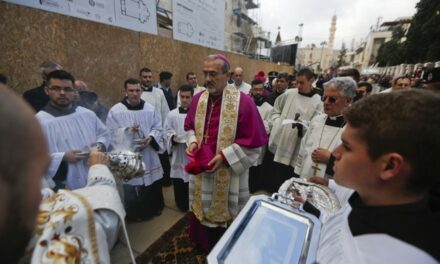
top-left (173, 0), bottom-right (225, 51)
top-left (5, 0), bottom-right (158, 35)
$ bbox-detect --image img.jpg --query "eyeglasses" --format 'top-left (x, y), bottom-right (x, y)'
top-left (322, 96), bottom-right (339, 103)
top-left (47, 86), bottom-right (75, 92)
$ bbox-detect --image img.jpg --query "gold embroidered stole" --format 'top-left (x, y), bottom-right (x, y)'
top-left (32, 190), bottom-right (99, 263)
top-left (192, 85), bottom-right (240, 224)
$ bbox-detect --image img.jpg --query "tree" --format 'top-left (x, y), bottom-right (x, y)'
top-left (403, 0), bottom-right (440, 63)
top-left (376, 0), bottom-right (440, 65)
top-left (376, 27), bottom-right (405, 66)
top-left (336, 42), bottom-right (348, 68)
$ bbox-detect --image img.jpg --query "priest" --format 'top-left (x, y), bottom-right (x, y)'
top-left (106, 78), bottom-right (164, 221)
top-left (294, 77), bottom-right (356, 179)
top-left (28, 150), bottom-right (135, 263)
top-left (184, 54), bottom-right (268, 251)
top-left (0, 86), bottom-right (135, 263)
top-left (36, 70), bottom-right (109, 190)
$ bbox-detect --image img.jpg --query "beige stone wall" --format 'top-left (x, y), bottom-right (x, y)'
top-left (0, 2), bottom-right (292, 106)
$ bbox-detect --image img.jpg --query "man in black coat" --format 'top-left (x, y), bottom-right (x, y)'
top-left (22, 60), bottom-right (62, 112)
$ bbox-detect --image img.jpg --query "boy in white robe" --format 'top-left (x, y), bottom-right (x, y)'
top-left (307, 90), bottom-right (440, 263)
top-left (106, 78), bottom-right (164, 221)
top-left (164, 85), bottom-right (193, 211)
top-left (139, 67), bottom-right (172, 187)
top-left (294, 77), bottom-right (357, 179)
top-left (36, 70), bottom-right (109, 190)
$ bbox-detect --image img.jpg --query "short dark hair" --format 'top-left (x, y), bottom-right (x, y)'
top-left (0, 74), bottom-right (7, 85)
top-left (186, 72), bottom-right (196, 79)
top-left (179, 84), bottom-right (194, 96)
top-left (251, 79), bottom-right (264, 86)
top-left (358, 82), bottom-right (373, 93)
top-left (344, 90), bottom-right (440, 194)
top-left (139, 67), bottom-right (152, 76)
top-left (287, 74), bottom-right (296, 82)
top-left (124, 78), bottom-right (140, 89)
top-left (338, 68), bottom-right (360, 83)
top-left (277, 72), bottom-right (289, 81)
top-left (297, 68), bottom-right (315, 80)
top-left (159, 71), bottom-right (173, 82)
top-left (46, 70), bottom-right (75, 85)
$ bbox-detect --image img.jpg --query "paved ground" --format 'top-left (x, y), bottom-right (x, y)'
top-left (110, 185), bottom-right (270, 263)
top-left (110, 185), bottom-right (185, 263)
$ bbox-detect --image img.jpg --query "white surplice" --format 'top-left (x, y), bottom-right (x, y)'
top-left (106, 102), bottom-right (164, 186)
top-left (140, 87), bottom-right (170, 125)
top-left (36, 106), bottom-right (110, 190)
top-left (31, 164), bottom-right (135, 264)
top-left (256, 101), bottom-right (273, 165)
top-left (317, 181), bottom-right (438, 264)
top-left (235, 81), bottom-right (251, 94)
top-left (269, 89), bottom-right (323, 166)
top-left (294, 114), bottom-right (344, 178)
top-left (164, 108), bottom-right (190, 182)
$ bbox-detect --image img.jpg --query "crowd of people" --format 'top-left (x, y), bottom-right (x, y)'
top-left (0, 54), bottom-right (439, 263)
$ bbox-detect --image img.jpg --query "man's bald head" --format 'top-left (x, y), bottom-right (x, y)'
top-left (0, 86), bottom-right (50, 262)
top-left (234, 67), bottom-right (244, 74)
top-left (74, 80), bottom-right (89, 92)
top-left (232, 67), bottom-right (245, 86)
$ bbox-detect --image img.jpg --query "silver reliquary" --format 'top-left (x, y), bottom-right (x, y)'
top-left (208, 194), bottom-right (322, 264)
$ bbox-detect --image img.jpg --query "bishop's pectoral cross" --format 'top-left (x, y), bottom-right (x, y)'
top-left (204, 108), bottom-right (213, 144)
top-left (311, 163), bottom-right (321, 176)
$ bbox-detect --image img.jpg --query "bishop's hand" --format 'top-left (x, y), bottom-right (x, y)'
top-left (186, 142), bottom-right (198, 155)
top-left (206, 154), bottom-right (224, 173)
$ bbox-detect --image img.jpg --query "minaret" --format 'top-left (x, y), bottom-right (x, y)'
top-left (275, 26), bottom-right (281, 45)
top-left (323, 15), bottom-right (337, 69)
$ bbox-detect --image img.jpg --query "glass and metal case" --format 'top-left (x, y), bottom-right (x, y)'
top-left (208, 194), bottom-right (322, 264)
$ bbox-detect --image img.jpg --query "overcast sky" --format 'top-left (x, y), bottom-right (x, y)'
top-left (250, 0), bottom-right (420, 50)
